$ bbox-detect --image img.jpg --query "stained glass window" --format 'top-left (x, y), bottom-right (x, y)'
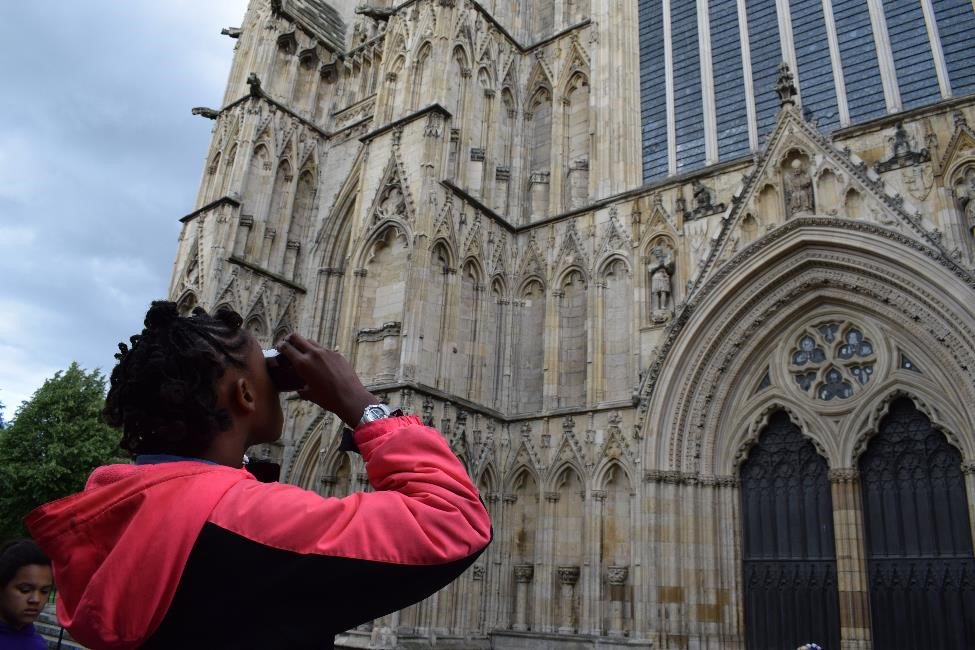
top-left (789, 321), bottom-right (876, 401)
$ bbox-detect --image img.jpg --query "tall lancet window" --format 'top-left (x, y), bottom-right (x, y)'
top-left (526, 88), bottom-right (553, 221)
top-left (563, 72), bottom-right (590, 210)
top-left (558, 270), bottom-right (588, 408)
top-left (515, 280), bottom-right (545, 413)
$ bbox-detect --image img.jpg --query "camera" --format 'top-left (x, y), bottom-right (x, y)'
top-left (262, 349), bottom-right (304, 392)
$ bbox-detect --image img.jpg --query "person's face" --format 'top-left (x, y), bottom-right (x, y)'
top-left (0, 564), bottom-right (53, 629)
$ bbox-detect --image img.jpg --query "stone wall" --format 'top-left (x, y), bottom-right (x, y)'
top-left (170, 0), bottom-right (975, 647)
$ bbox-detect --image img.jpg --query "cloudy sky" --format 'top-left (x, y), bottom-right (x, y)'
top-left (0, 1), bottom-right (249, 417)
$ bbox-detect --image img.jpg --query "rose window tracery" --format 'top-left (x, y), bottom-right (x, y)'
top-left (788, 321), bottom-right (876, 401)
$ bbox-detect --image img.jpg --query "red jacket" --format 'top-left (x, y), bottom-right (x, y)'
top-left (26, 416), bottom-right (491, 649)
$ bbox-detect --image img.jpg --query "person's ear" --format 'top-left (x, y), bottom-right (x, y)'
top-left (230, 377), bottom-right (258, 415)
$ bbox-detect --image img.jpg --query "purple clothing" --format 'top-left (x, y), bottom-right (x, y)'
top-left (0, 620), bottom-right (46, 650)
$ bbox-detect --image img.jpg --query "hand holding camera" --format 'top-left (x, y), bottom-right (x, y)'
top-left (273, 333), bottom-right (376, 429)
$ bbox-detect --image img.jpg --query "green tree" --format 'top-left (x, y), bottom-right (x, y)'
top-left (0, 363), bottom-right (123, 538)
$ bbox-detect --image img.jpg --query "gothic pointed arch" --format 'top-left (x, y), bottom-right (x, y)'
top-left (556, 267), bottom-right (588, 408)
top-left (175, 290), bottom-right (199, 317)
top-left (418, 240), bottom-right (453, 387)
top-left (514, 277), bottom-right (546, 413)
top-left (598, 256), bottom-right (632, 403)
top-left (481, 273), bottom-right (508, 409)
top-left (365, 153), bottom-right (416, 231)
top-left (525, 76), bottom-right (554, 220)
top-left (410, 40), bottom-right (434, 110)
top-left (553, 222), bottom-right (590, 281)
top-left (638, 220), bottom-right (975, 476)
top-left (694, 106), bottom-right (951, 297)
top-left (352, 224), bottom-right (411, 384)
top-left (285, 166), bottom-right (316, 281)
top-left (739, 410), bottom-right (841, 649)
top-left (385, 54), bottom-right (407, 120)
top-left (856, 397), bottom-right (975, 649)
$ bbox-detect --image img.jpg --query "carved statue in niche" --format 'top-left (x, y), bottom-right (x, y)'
top-left (646, 243), bottom-right (675, 320)
top-left (955, 166), bottom-right (975, 234)
top-left (786, 159), bottom-right (814, 217)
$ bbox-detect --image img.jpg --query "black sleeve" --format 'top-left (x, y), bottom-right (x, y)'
top-left (143, 522), bottom-right (488, 650)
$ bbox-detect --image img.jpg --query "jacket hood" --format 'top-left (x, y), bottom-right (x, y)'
top-left (25, 462), bottom-right (252, 650)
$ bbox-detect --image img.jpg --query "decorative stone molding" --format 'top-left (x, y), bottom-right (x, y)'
top-left (513, 564), bottom-right (534, 583)
top-left (472, 565), bottom-right (485, 581)
top-left (682, 179), bottom-right (726, 220)
top-left (356, 321), bottom-right (401, 342)
top-left (495, 166), bottom-right (511, 181)
top-left (557, 566), bottom-right (580, 585)
top-left (875, 122), bottom-right (931, 173)
top-left (423, 112), bottom-right (443, 138)
top-left (637, 218), bottom-right (975, 452)
top-left (529, 171), bottom-right (551, 185)
top-left (607, 565), bottom-right (628, 586)
top-left (961, 461), bottom-right (975, 476)
top-left (828, 468), bottom-right (860, 483)
top-left (470, 147), bottom-right (486, 162)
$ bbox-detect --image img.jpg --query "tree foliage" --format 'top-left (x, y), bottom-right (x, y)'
top-left (0, 363), bottom-right (124, 539)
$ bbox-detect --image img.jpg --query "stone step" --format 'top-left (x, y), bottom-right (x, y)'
top-left (34, 607), bottom-right (88, 650)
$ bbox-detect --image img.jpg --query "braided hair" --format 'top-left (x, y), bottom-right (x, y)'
top-left (104, 301), bottom-right (251, 458)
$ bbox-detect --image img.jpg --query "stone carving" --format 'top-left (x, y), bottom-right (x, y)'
top-left (246, 72), bottom-right (263, 97)
top-left (828, 468), bottom-right (859, 483)
top-left (688, 180), bottom-right (726, 219)
top-left (557, 565), bottom-right (580, 585)
top-left (191, 107), bottom-right (219, 120)
top-left (786, 159), bottom-right (814, 217)
top-left (355, 5), bottom-right (395, 21)
top-left (423, 111), bottom-right (443, 138)
top-left (421, 396), bottom-right (434, 426)
top-left (513, 564), bottom-right (534, 583)
top-left (954, 165), bottom-right (975, 233)
top-left (875, 122), bottom-right (931, 173)
top-left (374, 181), bottom-right (407, 223)
top-left (472, 565), bottom-right (485, 580)
top-left (606, 565), bottom-right (628, 585)
top-left (647, 243), bottom-right (676, 319)
top-left (776, 61), bottom-right (797, 108)
top-left (355, 321), bottom-right (401, 343)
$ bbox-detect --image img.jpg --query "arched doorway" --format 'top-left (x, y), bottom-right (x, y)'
top-left (859, 397), bottom-right (975, 649)
top-left (740, 411), bottom-right (840, 649)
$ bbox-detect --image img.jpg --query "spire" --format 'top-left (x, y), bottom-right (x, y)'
top-left (776, 61), bottom-right (797, 109)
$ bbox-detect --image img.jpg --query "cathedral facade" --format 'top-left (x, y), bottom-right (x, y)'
top-left (170, 0), bottom-right (975, 647)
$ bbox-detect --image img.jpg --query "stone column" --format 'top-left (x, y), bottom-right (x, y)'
top-left (829, 469), bottom-right (871, 650)
top-left (557, 566), bottom-right (580, 633)
top-left (607, 565), bottom-right (629, 637)
top-left (284, 240), bottom-right (300, 280)
top-left (963, 462), bottom-right (975, 555)
top-left (513, 564), bottom-right (534, 631)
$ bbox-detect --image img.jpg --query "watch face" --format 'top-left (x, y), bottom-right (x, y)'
top-left (364, 405), bottom-right (390, 421)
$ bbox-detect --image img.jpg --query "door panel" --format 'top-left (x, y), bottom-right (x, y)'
top-left (740, 411), bottom-right (841, 650)
top-left (859, 398), bottom-right (975, 650)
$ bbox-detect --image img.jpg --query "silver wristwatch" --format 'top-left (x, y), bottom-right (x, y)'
top-left (358, 403), bottom-right (395, 426)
